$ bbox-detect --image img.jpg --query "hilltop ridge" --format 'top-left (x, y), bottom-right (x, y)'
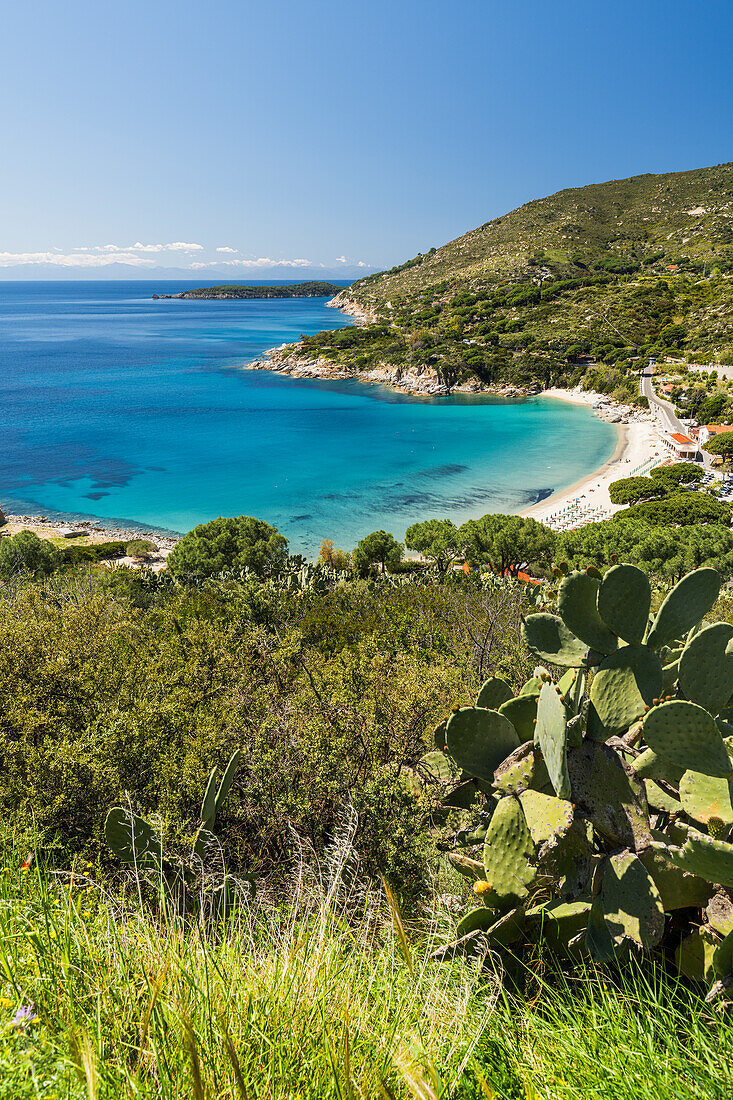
top-left (266, 162), bottom-right (733, 395)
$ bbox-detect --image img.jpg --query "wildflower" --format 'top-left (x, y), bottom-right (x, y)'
top-left (10, 1005), bottom-right (38, 1031)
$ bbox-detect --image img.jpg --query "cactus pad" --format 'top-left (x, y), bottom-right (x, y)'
top-left (456, 906), bottom-right (496, 938)
top-left (535, 681), bottom-right (571, 799)
top-left (568, 740), bottom-right (651, 850)
top-left (482, 795), bottom-right (536, 906)
top-left (448, 852), bottom-right (486, 880)
top-left (642, 700), bottom-right (732, 778)
top-left (521, 613), bottom-right (588, 667)
top-left (639, 848), bottom-right (712, 911)
top-left (518, 789), bottom-right (573, 845)
top-left (656, 829), bottom-right (733, 887)
top-left (707, 889), bottom-right (733, 936)
top-left (482, 907), bottom-right (527, 949)
top-left (525, 899), bottom-right (591, 953)
top-left (676, 927), bottom-right (717, 982)
top-left (713, 928), bottom-right (733, 979)
top-left (631, 748), bottom-right (685, 787)
top-left (590, 645), bottom-right (663, 736)
top-left (679, 623), bottom-right (733, 715)
top-left (645, 567), bottom-right (721, 649)
top-left (558, 571), bottom-right (619, 654)
top-left (644, 780), bottom-right (682, 814)
top-left (597, 563), bottom-right (651, 646)
top-left (417, 750), bottom-right (459, 783)
top-left (519, 674), bottom-right (545, 696)
top-left (105, 807), bottom-right (161, 866)
top-left (493, 741), bottom-right (536, 794)
top-left (601, 851), bottom-right (665, 950)
top-left (585, 896), bottom-right (615, 962)
top-left (679, 769), bottom-right (733, 828)
top-left (476, 675), bottom-right (513, 710)
top-left (446, 706), bottom-right (520, 781)
top-left (498, 694), bottom-right (538, 743)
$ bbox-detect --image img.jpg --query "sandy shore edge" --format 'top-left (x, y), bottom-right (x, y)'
top-left (519, 388), bottom-right (663, 524)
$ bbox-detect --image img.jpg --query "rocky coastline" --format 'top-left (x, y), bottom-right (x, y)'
top-left (2, 513), bottom-right (179, 549)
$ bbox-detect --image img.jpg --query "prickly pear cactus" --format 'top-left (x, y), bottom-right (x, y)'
top-left (430, 561), bottom-right (733, 1000)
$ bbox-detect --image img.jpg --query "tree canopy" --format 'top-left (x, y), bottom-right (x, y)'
top-left (612, 493), bottom-right (731, 526)
top-left (649, 462), bottom-right (704, 486)
top-left (703, 431), bottom-right (733, 456)
top-left (608, 476), bottom-right (668, 505)
top-left (458, 514), bottom-right (555, 576)
top-left (167, 515), bottom-right (288, 578)
top-left (404, 518), bottom-right (459, 571)
top-left (352, 530), bottom-right (403, 575)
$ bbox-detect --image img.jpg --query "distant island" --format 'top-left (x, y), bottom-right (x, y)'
top-left (152, 281), bottom-right (343, 300)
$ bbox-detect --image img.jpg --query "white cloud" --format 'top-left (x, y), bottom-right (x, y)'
top-left (0, 250), bottom-right (157, 268)
top-left (216, 246), bottom-right (239, 253)
top-left (189, 257), bottom-right (312, 270)
top-left (336, 255), bottom-right (347, 263)
top-left (0, 240), bottom-right (205, 267)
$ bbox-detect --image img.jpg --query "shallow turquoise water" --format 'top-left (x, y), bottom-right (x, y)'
top-left (0, 281), bottom-right (616, 555)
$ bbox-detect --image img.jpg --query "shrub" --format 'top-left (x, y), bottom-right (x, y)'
top-left (0, 530), bottom-right (60, 578)
top-left (56, 540), bottom-right (127, 565)
top-left (0, 573), bottom-right (530, 887)
top-left (125, 539), bottom-right (157, 558)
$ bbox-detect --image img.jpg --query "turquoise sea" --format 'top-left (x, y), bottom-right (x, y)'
top-left (0, 281), bottom-right (616, 556)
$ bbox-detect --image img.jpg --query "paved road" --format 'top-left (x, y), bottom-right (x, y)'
top-left (639, 368), bottom-right (686, 435)
top-left (640, 368), bottom-right (713, 469)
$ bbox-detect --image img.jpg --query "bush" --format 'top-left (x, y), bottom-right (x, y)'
top-left (56, 540), bottom-right (127, 565)
top-left (167, 516), bottom-right (288, 579)
top-left (0, 530), bottom-right (60, 578)
top-left (125, 539), bottom-right (157, 558)
top-left (0, 574), bottom-right (530, 887)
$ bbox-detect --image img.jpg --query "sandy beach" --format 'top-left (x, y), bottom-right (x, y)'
top-left (519, 388), bottom-right (664, 526)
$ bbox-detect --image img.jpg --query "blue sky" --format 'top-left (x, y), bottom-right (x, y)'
top-left (2, 0), bottom-right (732, 276)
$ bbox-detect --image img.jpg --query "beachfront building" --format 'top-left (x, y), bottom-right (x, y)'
top-left (661, 432), bottom-right (698, 460)
top-left (698, 424), bottom-right (733, 447)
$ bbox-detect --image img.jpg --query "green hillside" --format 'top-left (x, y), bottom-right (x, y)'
top-left (296, 162), bottom-right (733, 391)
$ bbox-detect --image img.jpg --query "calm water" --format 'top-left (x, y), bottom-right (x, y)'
top-left (0, 281), bottom-right (616, 555)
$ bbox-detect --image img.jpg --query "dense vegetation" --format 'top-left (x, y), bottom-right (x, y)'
top-left (4, 504), bottom-right (733, 1093)
top-left (286, 163), bottom-right (733, 391)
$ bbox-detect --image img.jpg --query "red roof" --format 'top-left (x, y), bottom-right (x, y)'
top-left (705, 425), bottom-right (732, 434)
top-left (670, 433), bottom-right (696, 446)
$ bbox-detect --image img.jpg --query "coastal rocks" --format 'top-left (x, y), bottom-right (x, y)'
top-left (328, 294), bottom-right (378, 324)
top-left (250, 347), bottom-right (544, 399)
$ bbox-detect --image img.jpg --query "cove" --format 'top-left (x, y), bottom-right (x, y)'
top-left (0, 281), bottom-right (617, 555)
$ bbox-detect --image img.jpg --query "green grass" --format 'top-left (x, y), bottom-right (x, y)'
top-left (0, 840), bottom-right (730, 1100)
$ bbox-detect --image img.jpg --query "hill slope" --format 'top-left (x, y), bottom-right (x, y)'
top-left (274, 162), bottom-right (733, 394)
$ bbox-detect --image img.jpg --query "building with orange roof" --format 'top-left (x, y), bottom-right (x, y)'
top-left (662, 432), bottom-right (698, 459)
